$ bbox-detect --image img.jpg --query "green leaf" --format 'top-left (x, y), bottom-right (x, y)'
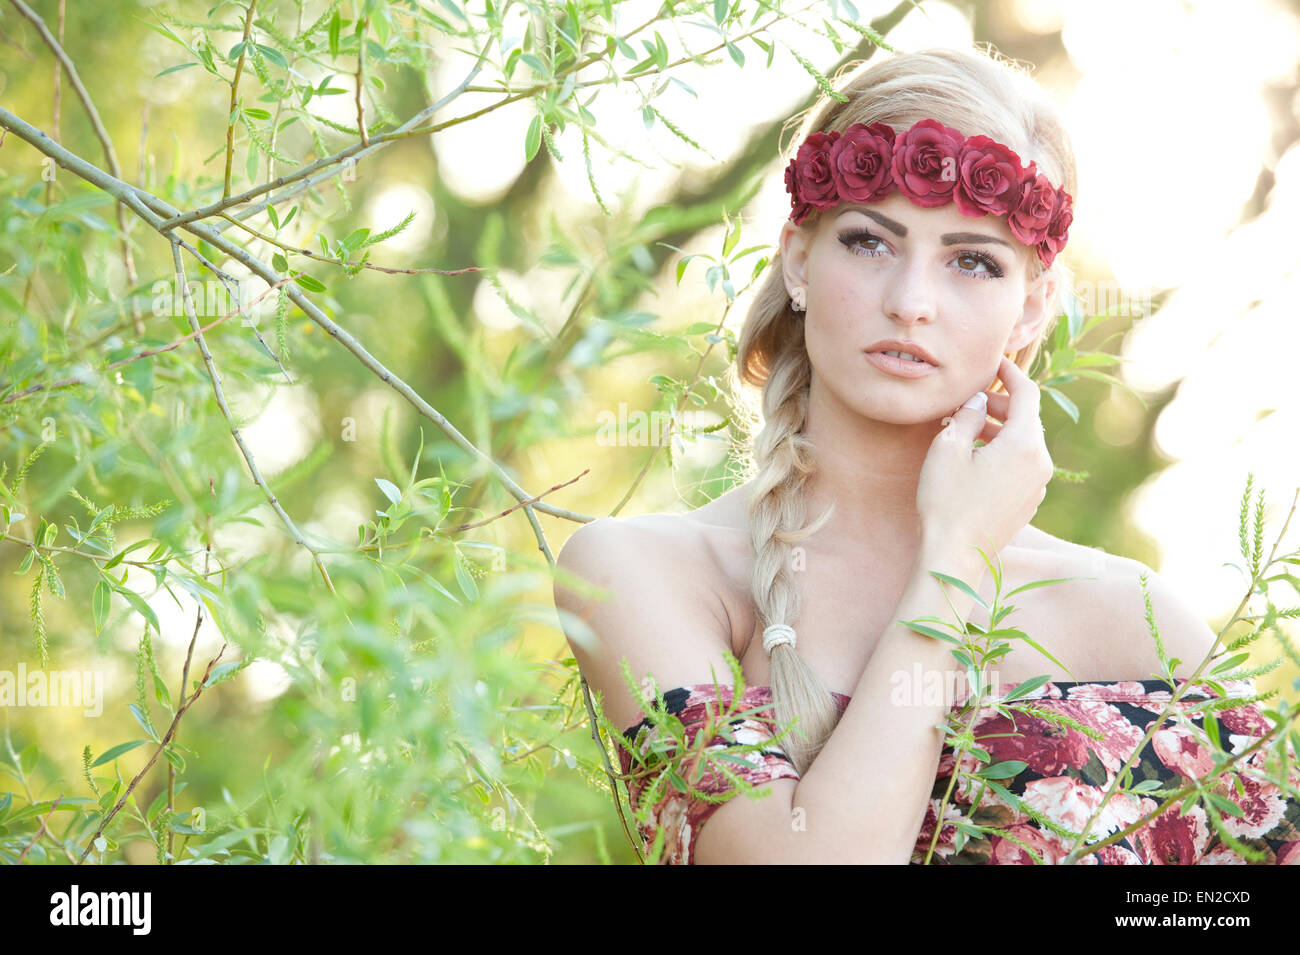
top-left (203, 661), bottom-right (244, 689)
top-left (128, 703), bottom-right (159, 742)
top-left (92, 580), bottom-right (110, 636)
top-left (524, 114), bottom-right (542, 161)
top-left (162, 747), bottom-right (186, 773)
top-left (329, 11), bottom-right (342, 57)
top-left (343, 227), bottom-right (371, 251)
top-left (294, 273), bottom-right (327, 293)
top-left (928, 570), bottom-right (988, 609)
top-left (120, 588), bottom-right (160, 634)
top-left (897, 618), bottom-right (962, 645)
top-left (255, 44), bottom-right (288, 69)
top-left (155, 62), bottom-right (197, 78)
top-left (722, 218), bottom-right (740, 258)
top-left (90, 740), bottom-right (150, 768)
top-left (1003, 576), bottom-right (1085, 598)
top-left (1211, 652), bottom-right (1250, 675)
top-left (454, 552), bottom-right (479, 602)
top-left (153, 671), bottom-right (173, 710)
top-left (1042, 385), bottom-right (1079, 423)
top-left (1002, 675), bottom-right (1049, 701)
top-left (977, 760), bottom-right (1027, 779)
top-left (1205, 792), bottom-right (1245, 819)
top-left (375, 478), bottom-right (402, 506)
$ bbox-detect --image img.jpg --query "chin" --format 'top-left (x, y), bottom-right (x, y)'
top-left (855, 397), bottom-right (949, 426)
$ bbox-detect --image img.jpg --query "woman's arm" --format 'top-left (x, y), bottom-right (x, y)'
top-left (692, 537), bottom-right (987, 864)
top-left (553, 515), bottom-right (738, 733)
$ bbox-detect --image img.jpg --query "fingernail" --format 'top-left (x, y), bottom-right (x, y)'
top-left (961, 392), bottom-right (988, 412)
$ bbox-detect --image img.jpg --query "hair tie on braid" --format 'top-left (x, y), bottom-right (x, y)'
top-left (762, 624), bottom-right (796, 653)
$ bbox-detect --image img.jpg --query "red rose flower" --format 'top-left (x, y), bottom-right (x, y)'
top-left (975, 699), bottom-right (1145, 776)
top-left (890, 118), bottom-right (965, 207)
top-left (988, 822), bottom-right (1076, 865)
top-left (1216, 697), bottom-right (1273, 736)
top-left (1036, 185), bottom-right (1073, 266)
top-left (912, 798), bottom-right (965, 860)
top-left (791, 131), bottom-right (841, 220)
top-left (783, 158), bottom-right (811, 224)
top-left (1007, 162), bottom-right (1058, 246)
top-left (1152, 722), bottom-right (1216, 779)
top-left (1217, 771), bottom-right (1287, 839)
top-left (1133, 805), bottom-right (1210, 864)
top-left (954, 134), bottom-right (1024, 217)
top-left (1096, 844), bottom-right (1143, 865)
top-left (828, 122), bottom-right (896, 205)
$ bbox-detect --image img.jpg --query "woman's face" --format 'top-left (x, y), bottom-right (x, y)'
top-left (781, 192), bottom-right (1057, 424)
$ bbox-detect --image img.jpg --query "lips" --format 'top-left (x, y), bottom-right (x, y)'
top-left (864, 339), bottom-right (940, 367)
top-left (863, 350), bottom-right (940, 379)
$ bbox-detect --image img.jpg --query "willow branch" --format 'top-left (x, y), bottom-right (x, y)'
top-left (170, 33), bottom-right (496, 235)
top-left (169, 239), bottom-right (337, 595)
top-left (8, 0), bottom-right (145, 334)
top-left (223, 0), bottom-right (259, 200)
top-left (16, 795), bottom-right (62, 863)
top-left (76, 647), bottom-right (228, 864)
top-left (215, 211), bottom-right (485, 276)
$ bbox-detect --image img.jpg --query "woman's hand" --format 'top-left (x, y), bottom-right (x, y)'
top-left (915, 356), bottom-right (1054, 562)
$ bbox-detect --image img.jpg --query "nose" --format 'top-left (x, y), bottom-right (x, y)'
top-left (881, 258), bottom-right (936, 327)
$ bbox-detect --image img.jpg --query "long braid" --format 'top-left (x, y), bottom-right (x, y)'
top-left (741, 306), bottom-right (840, 775)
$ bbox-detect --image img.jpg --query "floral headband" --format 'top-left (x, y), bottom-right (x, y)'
top-left (783, 118), bottom-right (1073, 268)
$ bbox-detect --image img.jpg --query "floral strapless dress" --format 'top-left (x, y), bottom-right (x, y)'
top-left (616, 679), bottom-right (1300, 864)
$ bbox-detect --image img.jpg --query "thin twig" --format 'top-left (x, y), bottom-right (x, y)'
top-left (2, 275), bottom-right (296, 405)
top-left (8, 0), bottom-right (144, 333)
top-left (77, 647), bottom-right (227, 864)
top-left (450, 470), bottom-right (590, 532)
top-left (216, 211), bottom-right (483, 276)
top-left (223, 0), bottom-right (259, 200)
top-left (169, 239), bottom-right (337, 595)
top-left (355, 14), bottom-right (369, 147)
top-left (16, 795), bottom-right (62, 863)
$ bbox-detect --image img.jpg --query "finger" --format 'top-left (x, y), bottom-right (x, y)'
top-left (994, 356), bottom-right (1043, 438)
top-left (938, 390), bottom-right (988, 450)
top-left (977, 418), bottom-right (1003, 444)
top-left (983, 390), bottom-right (1009, 421)
top-left (947, 390), bottom-right (1007, 421)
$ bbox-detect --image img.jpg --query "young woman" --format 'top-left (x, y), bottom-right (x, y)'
top-left (554, 46), bottom-right (1297, 864)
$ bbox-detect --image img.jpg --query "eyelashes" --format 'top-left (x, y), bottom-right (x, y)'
top-left (836, 227), bottom-right (1006, 280)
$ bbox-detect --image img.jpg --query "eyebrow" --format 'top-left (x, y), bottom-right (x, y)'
top-left (836, 207), bottom-right (1015, 250)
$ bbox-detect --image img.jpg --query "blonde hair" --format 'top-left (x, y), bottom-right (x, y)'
top-left (731, 45), bottom-right (1078, 774)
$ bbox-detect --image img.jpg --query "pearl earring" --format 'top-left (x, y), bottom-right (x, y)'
top-left (791, 289), bottom-right (806, 312)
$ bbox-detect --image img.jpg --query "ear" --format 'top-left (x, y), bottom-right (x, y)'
top-left (780, 219), bottom-right (813, 298)
top-left (1005, 267), bottom-right (1059, 353)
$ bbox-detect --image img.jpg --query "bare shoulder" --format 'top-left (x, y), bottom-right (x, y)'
top-left (1010, 526), bottom-right (1219, 680)
top-left (553, 513), bottom-right (736, 730)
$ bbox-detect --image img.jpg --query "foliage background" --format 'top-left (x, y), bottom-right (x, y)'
top-left (1, 0), bottom-right (1298, 864)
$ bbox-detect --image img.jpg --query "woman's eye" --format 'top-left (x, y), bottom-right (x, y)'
top-left (839, 229), bottom-right (886, 256)
top-left (954, 252), bottom-right (1004, 279)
